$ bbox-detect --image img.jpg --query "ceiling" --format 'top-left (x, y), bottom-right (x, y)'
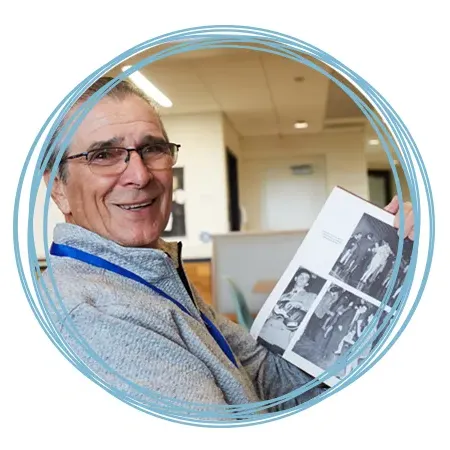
top-left (106, 45), bottom-right (388, 164)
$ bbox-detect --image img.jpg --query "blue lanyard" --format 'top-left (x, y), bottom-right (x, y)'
top-left (50, 242), bottom-right (238, 369)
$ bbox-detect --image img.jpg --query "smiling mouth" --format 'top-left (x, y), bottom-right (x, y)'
top-left (117, 199), bottom-right (157, 210)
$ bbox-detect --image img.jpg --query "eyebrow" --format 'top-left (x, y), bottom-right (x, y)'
top-left (137, 135), bottom-right (167, 147)
top-left (85, 136), bottom-right (125, 153)
top-left (85, 134), bottom-right (167, 153)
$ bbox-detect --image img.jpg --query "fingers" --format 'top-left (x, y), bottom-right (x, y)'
top-left (385, 195), bottom-right (399, 214)
top-left (393, 202), bottom-right (414, 240)
top-left (405, 209), bottom-right (415, 240)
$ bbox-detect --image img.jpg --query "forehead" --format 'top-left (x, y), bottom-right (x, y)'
top-left (70, 95), bottom-right (164, 150)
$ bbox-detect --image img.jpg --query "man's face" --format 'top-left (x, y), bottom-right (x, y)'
top-left (295, 272), bottom-right (310, 289)
top-left (48, 95), bottom-right (173, 248)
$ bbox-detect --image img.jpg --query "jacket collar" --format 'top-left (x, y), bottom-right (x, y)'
top-left (52, 223), bottom-right (182, 283)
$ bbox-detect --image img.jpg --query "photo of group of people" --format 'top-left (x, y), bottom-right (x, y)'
top-left (257, 267), bottom-right (326, 355)
top-left (291, 284), bottom-right (382, 378)
top-left (251, 189), bottom-right (412, 386)
top-left (255, 212), bottom-right (406, 380)
top-left (330, 213), bottom-right (412, 304)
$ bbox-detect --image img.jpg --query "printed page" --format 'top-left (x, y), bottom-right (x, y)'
top-left (250, 186), bottom-right (412, 386)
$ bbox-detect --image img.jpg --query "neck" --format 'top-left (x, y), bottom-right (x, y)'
top-left (64, 218), bottom-right (162, 250)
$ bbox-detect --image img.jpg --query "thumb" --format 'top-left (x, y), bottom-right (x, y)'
top-left (385, 195), bottom-right (399, 214)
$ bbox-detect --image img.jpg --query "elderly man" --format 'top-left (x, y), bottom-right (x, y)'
top-left (41, 76), bottom-right (415, 418)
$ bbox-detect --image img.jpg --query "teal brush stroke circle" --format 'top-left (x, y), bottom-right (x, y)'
top-left (13, 25), bottom-right (434, 427)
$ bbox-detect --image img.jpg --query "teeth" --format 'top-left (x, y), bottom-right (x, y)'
top-left (120, 200), bottom-right (154, 210)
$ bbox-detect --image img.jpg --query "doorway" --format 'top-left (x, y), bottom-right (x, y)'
top-left (226, 148), bottom-right (241, 231)
top-left (368, 170), bottom-right (392, 208)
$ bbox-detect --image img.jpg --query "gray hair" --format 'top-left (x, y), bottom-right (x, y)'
top-left (44, 76), bottom-right (169, 182)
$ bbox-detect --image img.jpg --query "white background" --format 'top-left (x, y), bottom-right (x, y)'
top-left (1, 1), bottom-right (448, 448)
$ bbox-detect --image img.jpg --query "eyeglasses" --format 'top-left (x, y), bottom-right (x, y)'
top-left (64, 142), bottom-right (180, 175)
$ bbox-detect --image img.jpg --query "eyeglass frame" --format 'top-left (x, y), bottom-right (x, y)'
top-left (62, 142), bottom-right (181, 173)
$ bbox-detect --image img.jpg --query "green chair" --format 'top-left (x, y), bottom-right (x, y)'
top-left (225, 277), bottom-right (254, 330)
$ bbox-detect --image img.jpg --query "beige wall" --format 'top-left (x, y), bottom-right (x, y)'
top-left (240, 131), bottom-right (369, 231)
top-left (162, 112), bottom-right (230, 258)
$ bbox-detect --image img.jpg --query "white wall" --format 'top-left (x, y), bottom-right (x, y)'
top-left (164, 112), bottom-right (229, 258)
top-left (240, 131), bottom-right (369, 231)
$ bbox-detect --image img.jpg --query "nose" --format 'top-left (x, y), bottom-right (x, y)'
top-left (121, 150), bottom-right (153, 187)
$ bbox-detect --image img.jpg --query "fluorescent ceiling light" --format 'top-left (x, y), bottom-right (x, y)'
top-left (122, 66), bottom-right (173, 108)
top-left (368, 139), bottom-right (379, 146)
top-left (294, 121), bottom-right (308, 129)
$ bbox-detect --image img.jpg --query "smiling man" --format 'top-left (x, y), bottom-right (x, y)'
top-left (42, 76), bottom-right (415, 418)
top-left (47, 91), bottom-right (174, 248)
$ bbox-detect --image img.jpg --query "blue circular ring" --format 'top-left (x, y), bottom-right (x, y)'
top-left (13, 25), bottom-right (435, 427)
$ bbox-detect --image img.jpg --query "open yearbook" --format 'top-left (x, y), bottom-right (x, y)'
top-left (250, 186), bottom-right (412, 387)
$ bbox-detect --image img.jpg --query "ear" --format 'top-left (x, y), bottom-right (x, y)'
top-left (43, 171), bottom-right (71, 215)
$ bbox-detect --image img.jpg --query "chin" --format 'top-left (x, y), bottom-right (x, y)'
top-left (104, 210), bottom-right (170, 247)
top-left (112, 227), bottom-right (163, 248)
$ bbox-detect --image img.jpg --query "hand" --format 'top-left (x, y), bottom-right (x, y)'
top-left (286, 301), bottom-right (303, 311)
top-left (385, 195), bottom-right (414, 240)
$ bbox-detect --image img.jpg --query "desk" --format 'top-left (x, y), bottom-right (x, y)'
top-left (252, 279), bottom-right (277, 295)
top-left (183, 260), bottom-right (212, 305)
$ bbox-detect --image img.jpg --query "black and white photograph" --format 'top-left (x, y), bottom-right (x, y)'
top-left (330, 213), bottom-right (412, 302)
top-left (162, 167), bottom-right (186, 237)
top-left (291, 285), bottom-right (380, 378)
top-left (250, 187), bottom-right (414, 386)
top-left (257, 266), bottom-right (327, 355)
top-left (384, 239), bottom-right (413, 307)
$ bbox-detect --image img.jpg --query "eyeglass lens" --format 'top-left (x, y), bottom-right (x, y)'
top-left (87, 144), bottom-right (177, 174)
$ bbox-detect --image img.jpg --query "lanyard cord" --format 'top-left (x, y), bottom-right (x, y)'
top-left (50, 242), bottom-right (238, 368)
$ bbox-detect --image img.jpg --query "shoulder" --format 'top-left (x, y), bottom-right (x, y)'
top-left (41, 257), bottom-right (98, 302)
top-left (40, 258), bottom-right (144, 321)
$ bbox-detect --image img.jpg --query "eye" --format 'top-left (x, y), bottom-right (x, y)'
top-left (89, 150), bottom-right (111, 161)
top-left (88, 148), bottom-right (123, 163)
top-left (144, 143), bottom-right (170, 155)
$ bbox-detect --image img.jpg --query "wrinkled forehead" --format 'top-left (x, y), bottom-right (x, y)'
top-left (69, 95), bottom-right (165, 152)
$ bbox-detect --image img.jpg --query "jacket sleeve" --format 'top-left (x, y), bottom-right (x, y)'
top-left (197, 299), bottom-right (328, 411)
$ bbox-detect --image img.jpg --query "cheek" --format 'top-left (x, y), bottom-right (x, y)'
top-left (157, 173), bottom-right (173, 205)
top-left (65, 175), bottom-right (113, 216)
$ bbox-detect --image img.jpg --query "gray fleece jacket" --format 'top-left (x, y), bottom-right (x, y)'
top-left (41, 223), bottom-right (325, 420)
